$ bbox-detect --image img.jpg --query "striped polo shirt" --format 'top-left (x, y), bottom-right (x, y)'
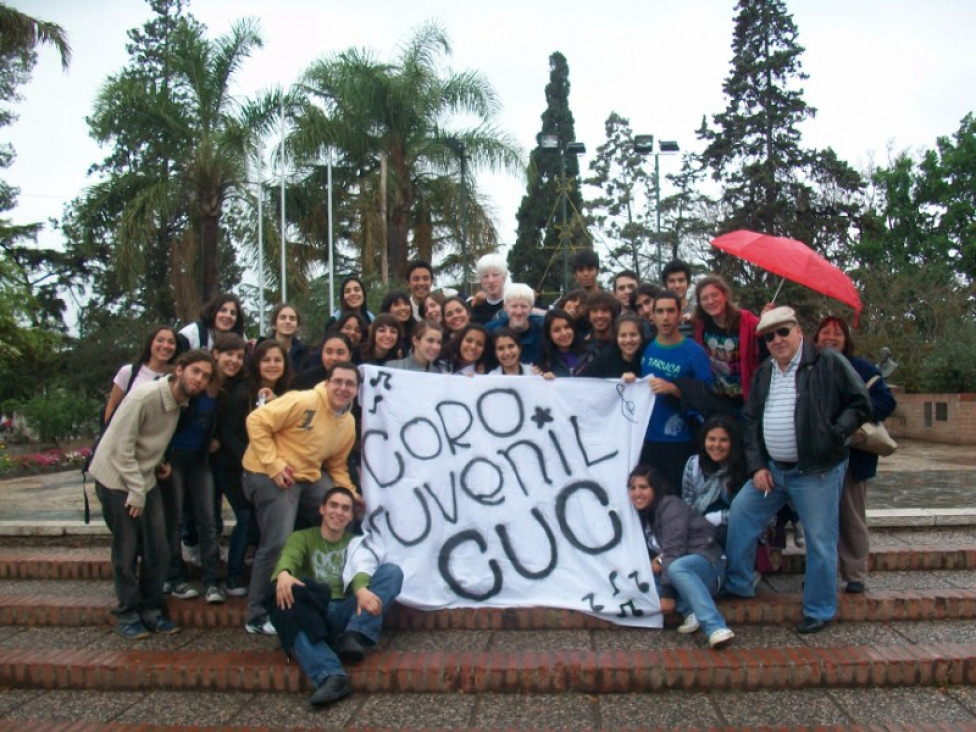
top-left (762, 341), bottom-right (804, 463)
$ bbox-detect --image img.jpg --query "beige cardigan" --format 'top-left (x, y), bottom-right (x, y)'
top-left (88, 376), bottom-right (182, 509)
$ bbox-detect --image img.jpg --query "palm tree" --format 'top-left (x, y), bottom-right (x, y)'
top-left (174, 18), bottom-right (263, 301)
top-left (0, 3), bottom-right (71, 69)
top-left (289, 21), bottom-right (522, 283)
top-left (89, 16), bottom-right (263, 310)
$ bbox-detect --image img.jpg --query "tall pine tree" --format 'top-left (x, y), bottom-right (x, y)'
top-left (508, 52), bottom-right (587, 300)
top-left (584, 112), bottom-right (654, 280)
top-left (697, 0), bottom-right (863, 314)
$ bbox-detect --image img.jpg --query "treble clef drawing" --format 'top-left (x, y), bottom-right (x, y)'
top-left (615, 383), bottom-right (637, 422)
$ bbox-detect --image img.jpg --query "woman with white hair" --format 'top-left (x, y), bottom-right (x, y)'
top-left (483, 283), bottom-right (545, 365)
top-left (469, 253), bottom-right (509, 324)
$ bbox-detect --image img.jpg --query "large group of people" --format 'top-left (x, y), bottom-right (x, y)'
top-left (89, 249), bottom-right (893, 707)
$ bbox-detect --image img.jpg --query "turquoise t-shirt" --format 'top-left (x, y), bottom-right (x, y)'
top-left (640, 337), bottom-right (713, 443)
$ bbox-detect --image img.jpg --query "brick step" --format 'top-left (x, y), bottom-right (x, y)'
top-left (1, 587), bottom-right (974, 630)
top-left (1, 690), bottom-right (974, 730)
top-left (1, 640), bottom-right (974, 695)
top-left (3, 543), bottom-right (976, 580)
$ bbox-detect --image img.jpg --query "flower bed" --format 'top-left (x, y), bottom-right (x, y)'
top-left (0, 448), bottom-right (92, 478)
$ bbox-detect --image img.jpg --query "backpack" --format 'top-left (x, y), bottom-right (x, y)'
top-left (81, 363), bottom-right (143, 523)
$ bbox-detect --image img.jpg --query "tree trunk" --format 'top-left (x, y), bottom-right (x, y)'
top-left (201, 212), bottom-right (219, 302)
top-left (415, 196), bottom-right (433, 265)
top-left (388, 144), bottom-right (412, 282)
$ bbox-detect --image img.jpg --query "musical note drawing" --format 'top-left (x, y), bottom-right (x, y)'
top-left (617, 599), bottom-right (644, 618)
top-left (628, 570), bottom-right (650, 593)
top-left (615, 383), bottom-right (637, 422)
top-left (369, 371), bottom-right (393, 390)
top-left (368, 394), bottom-right (384, 414)
top-left (608, 570), bottom-right (621, 596)
top-left (581, 592), bottom-right (605, 613)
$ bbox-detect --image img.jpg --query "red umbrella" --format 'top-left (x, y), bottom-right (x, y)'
top-left (710, 229), bottom-right (862, 320)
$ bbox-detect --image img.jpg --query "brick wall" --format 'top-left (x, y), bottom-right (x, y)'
top-left (885, 391), bottom-right (976, 445)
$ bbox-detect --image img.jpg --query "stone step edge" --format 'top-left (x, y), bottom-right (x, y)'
top-left (2, 507), bottom-right (976, 537)
top-left (4, 544), bottom-right (976, 581)
top-left (0, 724), bottom-right (970, 732)
top-left (0, 588), bottom-right (973, 630)
top-left (0, 642), bottom-right (973, 694)
top-left (0, 724), bottom-right (971, 732)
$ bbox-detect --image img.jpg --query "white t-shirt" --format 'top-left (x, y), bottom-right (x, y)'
top-left (113, 363), bottom-right (167, 392)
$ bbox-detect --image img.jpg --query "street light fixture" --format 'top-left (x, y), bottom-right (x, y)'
top-left (540, 135), bottom-right (586, 293)
top-left (634, 135), bottom-right (680, 279)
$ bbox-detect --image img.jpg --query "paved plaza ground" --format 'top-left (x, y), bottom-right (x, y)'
top-left (0, 438), bottom-right (972, 526)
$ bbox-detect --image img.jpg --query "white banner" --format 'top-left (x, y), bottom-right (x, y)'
top-left (359, 366), bottom-right (660, 627)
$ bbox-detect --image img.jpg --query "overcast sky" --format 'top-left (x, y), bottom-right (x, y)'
top-left (7, 0), bottom-right (976, 277)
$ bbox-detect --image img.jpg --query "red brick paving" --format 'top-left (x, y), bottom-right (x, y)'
top-left (0, 588), bottom-right (974, 630)
top-left (3, 544), bottom-right (976, 580)
top-left (1, 643), bottom-right (975, 694)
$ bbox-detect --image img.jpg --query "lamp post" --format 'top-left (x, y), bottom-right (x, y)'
top-left (445, 138), bottom-right (469, 297)
top-left (541, 135), bottom-right (585, 294)
top-left (634, 135), bottom-right (679, 280)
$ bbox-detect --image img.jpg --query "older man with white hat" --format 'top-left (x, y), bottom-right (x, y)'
top-left (722, 306), bottom-right (870, 634)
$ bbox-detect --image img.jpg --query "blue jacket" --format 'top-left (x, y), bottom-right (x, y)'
top-left (484, 313), bottom-right (545, 366)
top-left (846, 355), bottom-right (897, 481)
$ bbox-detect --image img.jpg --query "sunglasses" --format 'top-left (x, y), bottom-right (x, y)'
top-left (763, 326), bottom-right (794, 343)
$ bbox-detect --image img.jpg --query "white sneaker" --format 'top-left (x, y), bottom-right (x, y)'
top-left (677, 613), bottom-right (700, 634)
top-left (205, 586), bottom-right (226, 604)
top-left (225, 579), bottom-right (247, 597)
top-left (171, 582), bottom-right (199, 600)
top-left (708, 627), bottom-right (735, 649)
top-left (244, 616), bottom-right (277, 635)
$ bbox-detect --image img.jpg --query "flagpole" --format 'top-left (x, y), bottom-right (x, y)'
top-left (279, 93), bottom-right (287, 303)
top-left (327, 147), bottom-right (335, 314)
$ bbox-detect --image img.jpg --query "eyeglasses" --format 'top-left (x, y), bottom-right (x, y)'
top-left (763, 326), bottom-right (794, 343)
top-left (328, 379), bottom-right (359, 389)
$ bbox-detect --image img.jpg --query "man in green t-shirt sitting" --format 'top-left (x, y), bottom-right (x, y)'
top-left (270, 486), bottom-right (403, 707)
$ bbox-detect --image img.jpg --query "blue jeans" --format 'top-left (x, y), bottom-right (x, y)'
top-left (212, 453), bottom-right (252, 586)
top-left (725, 460), bottom-right (846, 620)
top-left (242, 470), bottom-right (335, 623)
top-left (291, 563), bottom-right (404, 684)
top-left (665, 553), bottom-right (728, 636)
top-left (96, 482), bottom-right (168, 626)
top-left (162, 450), bottom-right (221, 587)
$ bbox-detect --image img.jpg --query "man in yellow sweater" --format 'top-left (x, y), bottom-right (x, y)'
top-left (242, 361), bottom-right (359, 635)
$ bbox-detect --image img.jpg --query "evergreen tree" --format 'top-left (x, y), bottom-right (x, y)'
top-left (697, 0), bottom-right (863, 314)
top-left (0, 16), bottom-right (72, 403)
top-left (62, 0), bottom-right (193, 321)
top-left (508, 52), bottom-right (587, 299)
top-left (659, 153), bottom-right (720, 271)
top-left (584, 112), bottom-right (654, 280)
